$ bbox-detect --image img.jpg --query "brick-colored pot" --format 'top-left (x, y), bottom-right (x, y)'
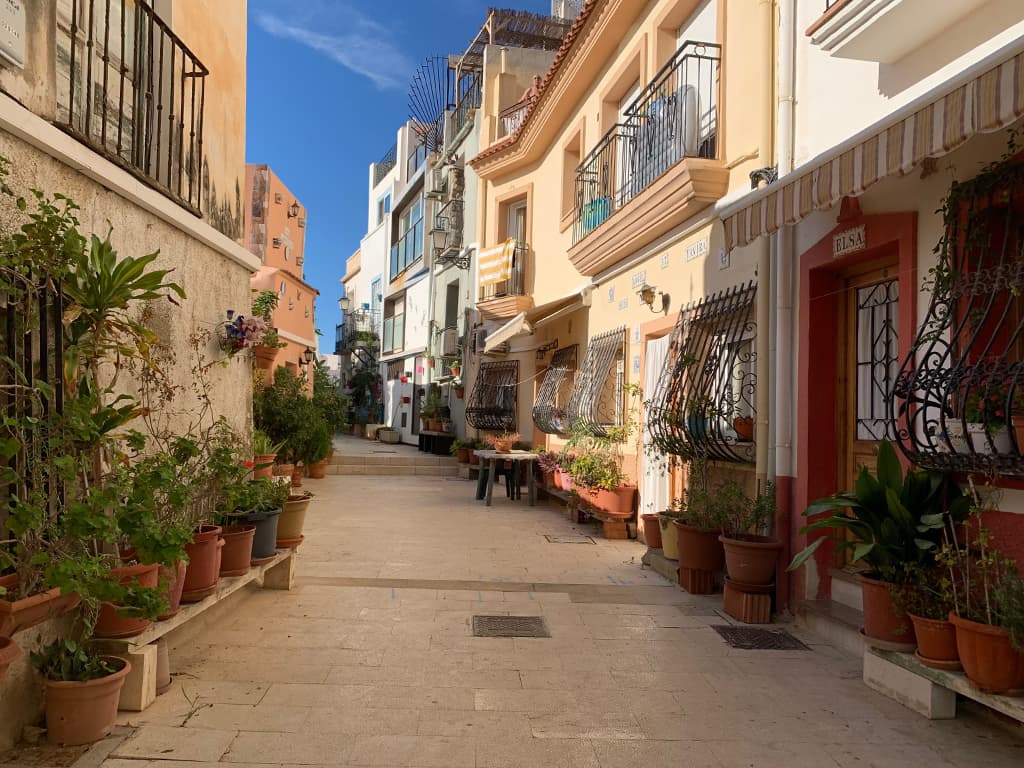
top-left (43, 656), bottom-right (131, 745)
top-left (253, 453), bottom-right (276, 479)
top-left (0, 636), bottom-right (21, 685)
top-left (290, 464), bottom-right (305, 487)
top-left (675, 521), bottom-right (724, 573)
top-left (94, 562), bottom-right (160, 639)
top-left (641, 514), bottom-right (662, 548)
top-left (157, 561), bottom-right (187, 621)
top-left (950, 612), bottom-right (1024, 693)
top-left (909, 613), bottom-right (959, 668)
top-left (219, 525), bottom-right (256, 577)
top-left (861, 574), bottom-right (915, 646)
top-left (181, 525), bottom-right (224, 603)
top-left (308, 459), bottom-right (329, 479)
top-left (720, 534), bottom-right (782, 586)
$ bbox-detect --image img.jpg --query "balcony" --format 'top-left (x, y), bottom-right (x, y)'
top-left (498, 97), bottom-right (531, 139)
top-left (451, 72), bottom-right (482, 139)
top-left (808, 0), bottom-right (991, 62)
top-left (432, 198), bottom-right (467, 267)
top-left (568, 41), bottom-right (728, 277)
top-left (390, 221), bottom-right (424, 279)
top-left (56, 0), bottom-right (209, 212)
top-left (373, 143), bottom-right (397, 187)
top-left (477, 241), bottom-right (532, 320)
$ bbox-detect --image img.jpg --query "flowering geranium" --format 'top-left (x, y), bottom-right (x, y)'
top-left (223, 314), bottom-right (269, 355)
top-left (964, 383), bottom-right (1010, 434)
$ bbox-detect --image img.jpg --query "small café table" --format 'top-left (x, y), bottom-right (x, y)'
top-left (473, 450), bottom-right (539, 507)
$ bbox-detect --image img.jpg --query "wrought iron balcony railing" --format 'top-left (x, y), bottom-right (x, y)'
top-left (478, 241), bottom-right (528, 303)
top-left (56, 0), bottom-right (209, 212)
top-left (566, 328), bottom-right (626, 438)
top-left (533, 345), bottom-right (579, 435)
top-left (498, 97), bottom-right (531, 139)
top-left (572, 41), bottom-right (720, 245)
top-left (373, 143), bottom-right (397, 186)
top-left (452, 72), bottom-right (482, 138)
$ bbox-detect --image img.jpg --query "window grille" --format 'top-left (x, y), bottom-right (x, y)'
top-left (533, 345), bottom-right (578, 435)
top-left (893, 159), bottom-right (1024, 475)
top-left (647, 282), bottom-right (757, 462)
top-left (387, 361), bottom-right (404, 380)
top-left (567, 328), bottom-right (626, 438)
top-left (466, 360), bottom-right (519, 431)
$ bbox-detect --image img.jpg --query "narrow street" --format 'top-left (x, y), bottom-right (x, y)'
top-left (99, 470), bottom-right (1023, 768)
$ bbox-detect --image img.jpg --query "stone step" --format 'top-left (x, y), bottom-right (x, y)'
top-left (830, 568), bottom-right (865, 613)
top-left (327, 464), bottom-right (459, 477)
top-left (331, 455), bottom-right (457, 468)
top-left (799, 598), bottom-right (864, 658)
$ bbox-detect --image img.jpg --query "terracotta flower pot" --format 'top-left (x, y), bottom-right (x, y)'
top-left (94, 562), bottom-right (160, 639)
top-left (219, 525), bottom-right (256, 577)
top-left (43, 656), bottom-right (131, 746)
top-left (469, 452), bottom-right (480, 466)
top-left (675, 521), bottom-right (725, 573)
top-left (950, 612), bottom-right (1024, 694)
top-left (308, 459), bottom-right (329, 479)
top-left (253, 453), bottom-right (276, 479)
top-left (541, 470), bottom-right (554, 488)
top-left (454, 387), bottom-right (465, 399)
top-left (253, 345), bottom-right (277, 370)
top-left (860, 574), bottom-right (915, 647)
top-left (581, 485), bottom-right (636, 518)
top-left (273, 462), bottom-right (294, 478)
top-left (493, 439), bottom-right (513, 453)
top-left (181, 525), bottom-right (224, 603)
top-left (641, 514), bottom-right (662, 548)
top-left (456, 448), bottom-right (470, 463)
top-left (290, 464), bottom-right (305, 488)
top-left (157, 561), bottom-right (187, 621)
top-left (658, 516), bottom-right (680, 560)
top-left (0, 636), bottom-right (21, 684)
top-left (430, 419), bottom-right (444, 432)
top-left (909, 613), bottom-right (960, 669)
top-left (1013, 415), bottom-right (1024, 451)
top-left (278, 494), bottom-right (312, 543)
top-left (0, 585), bottom-right (80, 637)
top-left (720, 534), bottom-right (782, 586)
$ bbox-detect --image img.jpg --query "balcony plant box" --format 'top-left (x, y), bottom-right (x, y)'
top-left (39, 653), bottom-right (131, 746)
top-left (0, 636), bottom-right (20, 684)
top-left (218, 525), bottom-right (256, 578)
top-left (181, 525), bottom-right (224, 603)
top-left (94, 562), bottom-right (160, 639)
top-left (580, 484), bottom-right (636, 518)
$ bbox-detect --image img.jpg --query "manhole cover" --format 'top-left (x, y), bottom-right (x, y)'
top-left (472, 615), bottom-right (550, 638)
top-left (712, 625), bottom-right (809, 651)
top-left (544, 534), bottom-right (596, 544)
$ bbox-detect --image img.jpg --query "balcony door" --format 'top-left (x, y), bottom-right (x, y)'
top-left (641, 335), bottom-right (673, 518)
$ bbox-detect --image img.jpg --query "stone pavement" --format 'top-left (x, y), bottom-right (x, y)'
top-left (98, 475), bottom-right (1022, 767)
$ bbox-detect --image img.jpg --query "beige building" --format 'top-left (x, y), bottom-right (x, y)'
top-left (0, 0), bottom-right (254, 746)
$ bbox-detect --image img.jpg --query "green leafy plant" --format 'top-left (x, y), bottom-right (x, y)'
top-left (568, 452), bottom-right (623, 491)
top-left (30, 639), bottom-right (124, 683)
top-left (787, 440), bottom-right (969, 581)
top-left (717, 480), bottom-right (776, 537)
top-left (253, 429), bottom-right (283, 455)
top-left (312, 359), bottom-right (348, 435)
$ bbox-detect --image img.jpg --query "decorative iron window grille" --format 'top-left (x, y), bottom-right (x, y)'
top-left (466, 360), bottom-right (519, 431)
top-left (56, 0), bottom-right (209, 212)
top-left (893, 158), bottom-right (1024, 475)
top-left (567, 328), bottom-right (627, 438)
top-left (533, 345), bottom-right (578, 435)
top-left (647, 281), bottom-right (757, 463)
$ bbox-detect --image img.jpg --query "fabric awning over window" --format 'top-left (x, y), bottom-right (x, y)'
top-left (721, 47), bottom-right (1024, 251)
top-left (479, 239), bottom-right (518, 287)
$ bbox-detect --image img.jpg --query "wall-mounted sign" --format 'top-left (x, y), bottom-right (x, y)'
top-left (0, 0), bottom-right (25, 70)
top-left (633, 356), bottom-right (641, 374)
top-left (833, 225), bottom-right (866, 258)
top-left (685, 236), bottom-right (709, 262)
top-left (718, 248), bottom-right (731, 271)
top-left (607, 286), bottom-right (615, 303)
top-left (631, 271), bottom-right (646, 289)
top-left (618, 298), bottom-right (628, 311)
top-left (660, 253), bottom-right (670, 269)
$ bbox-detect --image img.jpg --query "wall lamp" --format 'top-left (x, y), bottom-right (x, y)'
top-left (288, 201), bottom-right (300, 218)
top-left (429, 220), bottom-right (449, 257)
top-left (302, 347), bottom-right (314, 366)
top-left (338, 296), bottom-right (351, 313)
top-left (637, 284), bottom-right (669, 315)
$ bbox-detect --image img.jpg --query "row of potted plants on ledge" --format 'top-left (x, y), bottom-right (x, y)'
top-left (788, 440), bottom-right (1024, 695)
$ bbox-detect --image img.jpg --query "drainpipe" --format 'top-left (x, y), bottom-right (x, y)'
top-left (754, 0), bottom-right (775, 493)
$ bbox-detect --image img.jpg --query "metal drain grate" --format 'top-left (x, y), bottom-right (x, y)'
top-left (472, 615), bottom-right (550, 638)
top-left (712, 625), bottom-right (809, 651)
top-left (544, 534), bottom-right (596, 544)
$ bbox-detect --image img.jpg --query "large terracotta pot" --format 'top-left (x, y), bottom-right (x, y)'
top-left (181, 525), bottom-right (224, 603)
top-left (253, 453), bottom-right (276, 479)
top-left (658, 516), bottom-right (680, 560)
top-left (44, 657), bottom-right (131, 745)
top-left (0, 572), bottom-right (16, 592)
top-left (243, 508), bottom-right (282, 562)
top-left (0, 575), bottom-right (80, 636)
top-left (493, 439), bottom-right (513, 453)
top-left (456, 448), bottom-right (470, 464)
top-left (581, 484), bottom-right (636, 518)
top-left (675, 521), bottom-right (725, 573)
top-left (860, 574), bottom-right (915, 646)
top-left (278, 494), bottom-right (312, 544)
top-left (909, 613), bottom-right (960, 669)
top-left (273, 462), bottom-right (294, 478)
top-left (0, 636), bottom-right (21, 684)
top-left (641, 514), bottom-right (662, 548)
top-left (219, 525), bottom-right (256, 577)
top-left (308, 460), bottom-right (329, 479)
top-left (94, 562), bottom-right (160, 639)
top-left (290, 464), bottom-right (304, 488)
top-left (720, 534), bottom-right (782, 586)
top-left (950, 612), bottom-right (1024, 694)
top-left (157, 561), bottom-right (187, 621)
top-left (253, 345), bottom-right (277, 370)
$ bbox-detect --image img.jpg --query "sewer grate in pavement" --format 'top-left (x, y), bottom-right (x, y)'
top-left (473, 615), bottom-right (550, 638)
top-left (711, 625), bottom-right (809, 651)
top-left (544, 534), bottom-right (596, 544)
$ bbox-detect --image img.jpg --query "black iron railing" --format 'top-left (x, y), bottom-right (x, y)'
top-left (572, 41), bottom-right (720, 245)
top-left (893, 160), bottom-right (1024, 476)
top-left (533, 345), bottom-right (578, 435)
top-left (647, 282), bottom-right (757, 463)
top-left (479, 242), bottom-right (527, 303)
top-left (452, 72), bottom-right (482, 138)
top-left (498, 97), bottom-right (531, 138)
top-left (373, 143), bottom-right (397, 186)
top-left (567, 328), bottom-right (626, 438)
top-left (56, 0), bottom-right (208, 211)
top-left (466, 360), bottom-right (519, 431)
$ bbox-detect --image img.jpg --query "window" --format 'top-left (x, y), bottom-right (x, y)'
top-left (533, 345), bottom-right (579, 435)
top-left (567, 328), bottom-right (627, 437)
top-left (466, 360), bottom-right (519, 431)
top-left (377, 194), bottom-right (392, 226)
top-left (561, 132), bottom-right (583, 221)
top-left (646, 281), bottom-right (758, 463)
top-left (387, 361), bottom-right (404, 380)
top-left (272, 238), bottom-right (281, 249)
top-left (391, 196), bottom-right (424, 279)
top-left (383, 296), bottom-right (406, 354)
top-left (279, 281), bottom-right (286, 298)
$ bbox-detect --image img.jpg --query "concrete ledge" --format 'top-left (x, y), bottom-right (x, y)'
top-left (799, 599), bottom-right (864, 658)
top-left (866, 647), bottom-right (1024, 723)
top-left (641, 548), bottom-right (679, 584)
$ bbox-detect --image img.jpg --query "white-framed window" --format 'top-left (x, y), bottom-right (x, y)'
top-left (391, 197), bottom-right (424, 278)
top-left (383, 295), bottom-right (405, 353)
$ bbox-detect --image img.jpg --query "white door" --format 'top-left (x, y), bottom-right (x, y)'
top-left (641, 335), bottom-right (672, 517)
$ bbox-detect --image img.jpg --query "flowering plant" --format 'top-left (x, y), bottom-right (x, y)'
top-left (964, 383), bottom-right (1010, 434)
top-left (222, 313), bottom-right (268, 355)
top-left (482, 431), bottom-right (520, 447)
top-left (536, 450), bottom-right (559, 474)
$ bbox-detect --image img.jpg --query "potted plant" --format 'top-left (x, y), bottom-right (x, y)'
top-left (484, 430), bottom-right (521, 454)
top-left (226, 478), bottom-right (287, 563)
top-left (467, 439), bottom-right (482, 466)
top-left (278, 487), bottom-right (314, 548)
top-left (448, 359), bottom-right (462, 378)
top-left (302, 418), bottom-right (333, 479)
top-left (453, 378), bottom-right (465, 399)
top-left (733, 416), bottom-right (754, 442)
top-left (674, 485), bottom-right (726, 592)
top-left (569, 452), bottom-right (635, 518)
top-left (788, 440), bottom-right (969, 647)
top-left (536, 450), bottom-right (559, 488)
top-left (555, 450), bottom-right (576, 491)
top-left (893, 563), bottom-right (960, 669)
top-left (964, 383), bottom-right (1012, 454)
top-left (251, 290), bottom-right (284, 370)
top-left (253, 430), bottom-right (281, 479)
top-left (450, 439), bottom-right (472, 464)
top-left (718, 480), bottom-right (781, 587)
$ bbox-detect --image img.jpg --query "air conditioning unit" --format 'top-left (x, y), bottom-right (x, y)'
top-left (441, 328), bottom-right (459, 356)
top-left (425, 167), bottom-right (446, 200)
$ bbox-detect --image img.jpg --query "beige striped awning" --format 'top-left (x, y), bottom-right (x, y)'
top-left (478, 239), bottom-right (517, 287)
top-left (722, 48), bottom-right (1024, 251)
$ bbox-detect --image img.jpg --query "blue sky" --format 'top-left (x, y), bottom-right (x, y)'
top-left (246, 1), bottom-right (553, 352)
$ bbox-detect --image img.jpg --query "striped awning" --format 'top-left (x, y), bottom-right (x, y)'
top-left (722, 48), bottom-right (1024, 251)
top-left (479, 239), bottom-right (517, 287)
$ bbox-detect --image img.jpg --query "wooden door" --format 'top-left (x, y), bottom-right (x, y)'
top-left (837, 259), bottom-right (900, 565)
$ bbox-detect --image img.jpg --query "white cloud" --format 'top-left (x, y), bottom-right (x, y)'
top-left (253, 7), bottom-right (412, 90)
